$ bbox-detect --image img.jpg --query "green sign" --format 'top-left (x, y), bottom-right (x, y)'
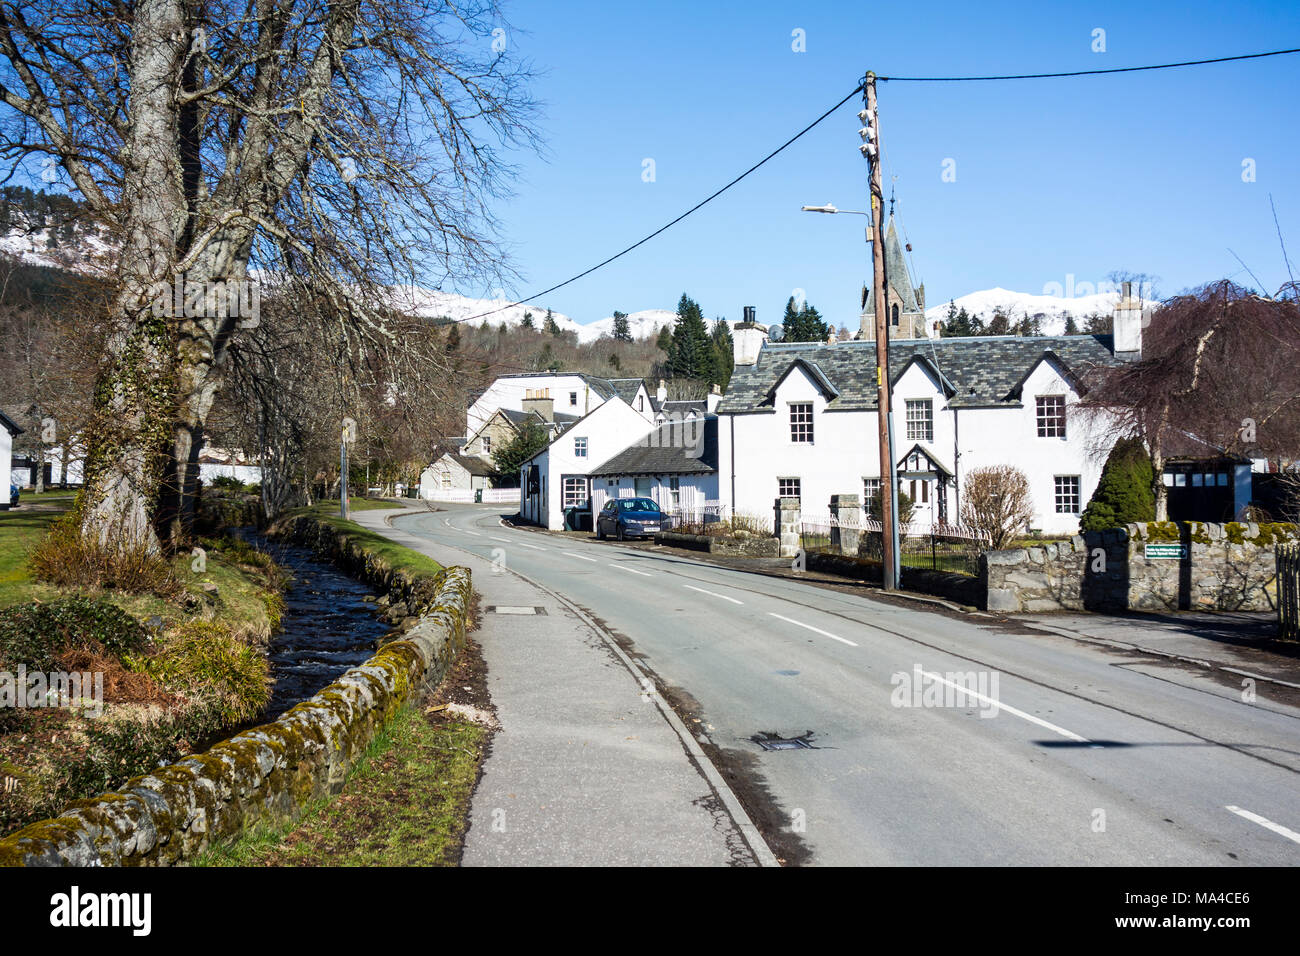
top-left (1144, 543), bottom-right (1188, 560)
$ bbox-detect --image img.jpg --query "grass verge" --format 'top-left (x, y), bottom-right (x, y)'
top-left (287, 501), bottom-right (444, 581)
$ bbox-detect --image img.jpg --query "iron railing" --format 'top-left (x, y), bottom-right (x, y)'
top-left (1279, 543), bottom-right (1300, 641)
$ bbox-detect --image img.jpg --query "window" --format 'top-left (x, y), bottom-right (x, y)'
top-left (569, 391), bottom-right (578, 406)
top-left (574, 436), bottom-right (588, 458)
top-left (789, 403), bottom-right (814, 443)
top-left (481, 435), bottom-right (491, 455)
top-left (637, 395), bottom-right (644, 411)
top-left (891, 304), bottom-right (900, 326)
top-left (1054, 476), bottom-right (1081, 513)
top-left (562, 476), bottom-right (588, 508)
top-left (863, 478), bottom-right (881, 509)
top-left (778, 477), bottom-right (801, 501)
top-left (1036, 396), bottom-right (1066, 438)
top-left (906, 399), bottom-right (933, 442)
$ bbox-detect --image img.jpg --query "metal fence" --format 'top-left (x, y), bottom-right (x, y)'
top-left (1280, 544), bottom-right (1300, 641)
top-left (800, 515), bottom-right (987, 576)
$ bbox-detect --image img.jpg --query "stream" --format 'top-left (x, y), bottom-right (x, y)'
top-left (237, 530), bottom-right (393, 719)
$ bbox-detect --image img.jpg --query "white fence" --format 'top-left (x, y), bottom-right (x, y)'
top-left (422, 487), bottom-right (521, 505)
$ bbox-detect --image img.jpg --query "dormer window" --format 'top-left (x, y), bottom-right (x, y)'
top-left (789, 403), bottom-right (813, 443)
top-left (1036, 396), bottom-right (1066, 438)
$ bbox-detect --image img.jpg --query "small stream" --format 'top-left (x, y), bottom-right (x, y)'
top-left (237, 530), bottom-right (393, 719)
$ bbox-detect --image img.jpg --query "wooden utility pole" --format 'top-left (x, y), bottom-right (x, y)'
top-left (864, 72), bottom-right (899, 589)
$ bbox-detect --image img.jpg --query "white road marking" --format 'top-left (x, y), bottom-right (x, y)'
top-left (611, 563), bottom-right (652, 577)
top-left (489, 536), bottom-right (510, 543)
top-left (562, 551), bottom-right (599, 563)
top-left (512, 540), bottom-right (547, 551)
top-left (919, 669), bottom-right (1089, 743)
top-left (684, 584), bottom-right (743, 605)
top-left (768, 612), bottom-right (858, 647)
top-left (1225, 806), bottom-right (1300, 845)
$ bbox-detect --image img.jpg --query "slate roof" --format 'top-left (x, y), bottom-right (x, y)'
top-left (590, 417), bottom-right (718, 476)
top-left (655, 399), bottom-right (707, 418)
top-left (448, 453), bottom-right (495, 477)
top-left (605, 378), bottom-right (647, 406)
top-left (717, 334), bottom-right (1122, 414)
top-left (0, 409), bottom-right (23, 436)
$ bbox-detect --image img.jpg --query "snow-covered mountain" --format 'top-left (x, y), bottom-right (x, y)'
top-left (924, 286), bottom-right (1126, 334)
top-left (580, 308), bottom-right (680, 342)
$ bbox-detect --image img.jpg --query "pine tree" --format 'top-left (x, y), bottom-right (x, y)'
top-left (655, 325), bottom-right (672, 352)
top-left (798, 304), bottom-right (829, 342)
top-left (612, 310), bottom-right (632, 342)
top-left (711, 319), bottom-right (734, 389)
top-left (543, 309), bottom-right (560, 335)
top-left (1064, 315), bottom-right (1080, 336)
top-left (668, 293), bottom-right (715, 381)
top-left (1080, 437), bottom-right (1155, 531)
top-left (781, 296), bottom-right (801, 342)
top-left (520, 311), bottom-right (534, 329)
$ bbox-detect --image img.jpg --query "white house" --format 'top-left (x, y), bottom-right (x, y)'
top-left (716, 325), bottom-right (1130, 536)
top-left (419, 451), bottom-right (495, 498)
top-left (588, 416), bottom-right (720, 518)
top-left (0, 410), bottom-right (20, 506)
top-left (467, 372), bottom-right (653, 438)
top-left (519, 397), bottom-right (656, 530)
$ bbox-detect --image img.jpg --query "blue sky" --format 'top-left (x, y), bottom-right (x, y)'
top-left (474, 0), bottom-right (1300, 328)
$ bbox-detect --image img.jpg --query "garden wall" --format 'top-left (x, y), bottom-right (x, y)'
top-left (655, 530), bottom-right (780, 557)
top-left (982, 521), bottom-right (1297, 613)
top-left (0, 515), bottom-right (471, 867)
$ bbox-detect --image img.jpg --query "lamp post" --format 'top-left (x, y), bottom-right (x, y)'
top-left (798, 74), bottom-right (900, 589)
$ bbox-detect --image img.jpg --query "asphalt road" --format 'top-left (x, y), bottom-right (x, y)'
top-left (392, 503), bottom-right (1300, 866)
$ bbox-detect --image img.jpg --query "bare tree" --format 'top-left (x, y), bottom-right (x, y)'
top-left (1078, 281), bottom-right (1300, 519)
top-left (0, 0), bottom-right (538, 553)
top-left (960, 465), bottom-right (1034, 549)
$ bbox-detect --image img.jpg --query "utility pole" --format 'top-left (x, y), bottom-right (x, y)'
top-left (340, 416), bottom-right (356, 521)
top-left (861, 72), bottom-right (900, 589)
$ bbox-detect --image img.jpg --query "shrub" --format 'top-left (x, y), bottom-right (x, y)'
top-left (208, 475), bottom-right (244, 490)
top-left (126, 621), bottom-right (270, 724)
top-left (0, 598), bottom-right (147, 672)
top-left (1080, 437), bottom-right (1154, 531)
top-left (28, 517), bottom-right (182, 597)
top-left (960, 465), bottom-right (1034, 549)
top-left (868, 490), bottom-right (915, 528)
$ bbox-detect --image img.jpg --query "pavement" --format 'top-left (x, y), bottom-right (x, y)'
top-left (358, 502), bottom-right (1300, 867)
top-left (351, 506), bottom-right (773, 867)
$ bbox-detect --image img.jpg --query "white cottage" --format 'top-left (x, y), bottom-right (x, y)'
top-left (467, 372), bottom-right (653, 437)
top-left (589, 416), bottom-right (720, 518)
top-left (519, 397), bottom-right (656, 530)
top-left (0, 410), bottom-right (20, 507)
top-left (716, 331), bottom-right (1127, 536)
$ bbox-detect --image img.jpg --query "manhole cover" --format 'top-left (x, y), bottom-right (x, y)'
top-left (751, 731), bottom-right (816, 751)
top-left (485, 606), bottom-right (547, 615)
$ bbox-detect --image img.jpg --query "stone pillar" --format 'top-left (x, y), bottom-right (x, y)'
top-left (775, 497), bottom-right (801, 558)
top-left (830, 494), bottom-right (861, 556)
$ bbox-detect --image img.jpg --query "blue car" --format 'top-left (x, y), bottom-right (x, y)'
top-left (595, 496), bottom-right (665, 541)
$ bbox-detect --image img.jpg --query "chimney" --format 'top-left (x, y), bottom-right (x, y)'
top-left (522, 388), bottom-right (554, 422)
top-left (731, 306), bottom-right (769, 366)
top-left (1112, 281), bottom-right (1148, 360)
top-left (707, 384), bottom-right (722, 413)
top-left (656, 379), bottom-right (667, 404)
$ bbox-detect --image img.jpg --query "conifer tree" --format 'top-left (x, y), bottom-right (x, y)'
top-left (612, 310), bottom-right (632, 342)
top-left (1080, 437), bottom-right (1156, 531)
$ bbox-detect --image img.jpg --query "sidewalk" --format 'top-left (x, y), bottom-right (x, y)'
top-left (351, 508), bottom-right (768, 866)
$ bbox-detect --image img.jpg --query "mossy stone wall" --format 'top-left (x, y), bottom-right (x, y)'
top-left (0, 517), bottom-right (470, 867)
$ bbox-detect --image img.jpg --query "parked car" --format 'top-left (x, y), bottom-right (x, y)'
top-left (595, 496), bottom-right (666, 540)
top-left (8, 484), bottom-right (18, 508)
top-left (564, 497), bottom-right (593, 532)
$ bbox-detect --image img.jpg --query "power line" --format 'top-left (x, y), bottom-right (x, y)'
top-left (462, 46), bottom-right (1299, 323)
top-left (880, 47), bottom-right (1300, 82)
top-left (462, 83), bottom-right (865, 322)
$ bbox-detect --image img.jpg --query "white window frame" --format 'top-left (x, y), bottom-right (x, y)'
top-left (905, 399), bottom-right (933, 442)
top-left (574, 436), bottom-right (588, 458)
top-left (789, 403), bottom-right (814, 443)
top-left (1036, 395), bottom-right (1067, 438)
top-left (1054, 475), bottom-right (1081, 513)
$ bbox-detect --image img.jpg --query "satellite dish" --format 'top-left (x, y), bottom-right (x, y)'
top-left (768, 324), bottom-right (785, 341)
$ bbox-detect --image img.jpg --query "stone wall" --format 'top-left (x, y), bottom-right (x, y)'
top-left (655, 530), bottom-right (780, 557)
top-left (0, 515), bottom-right (471, 867)
top-left (982, 521), bottom-right (1297, 614)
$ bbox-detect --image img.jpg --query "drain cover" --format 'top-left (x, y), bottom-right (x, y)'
top-left (486, 605), bottom-right (547, 615)
top-left (752, 731), bottom-right (816, 751)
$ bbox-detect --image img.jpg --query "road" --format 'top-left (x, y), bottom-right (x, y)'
top-left (391, 503), bottom-right (1300, 866)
